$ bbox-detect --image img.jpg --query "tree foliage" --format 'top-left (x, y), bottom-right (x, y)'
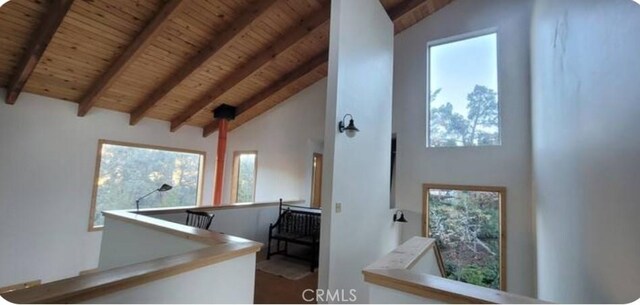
top-left (429, 85), bottom-right (500, 147)
top-left (235, 154), bottom-right (256, 202)
top-left (428, 189), bottom-right (501, 289)
top-left (93, 144), bottom-right (202, 227)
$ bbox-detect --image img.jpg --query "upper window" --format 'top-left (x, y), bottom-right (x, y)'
top-left (89, 140), bottom-right (205, 230)
top-left (231, 151), bottom-right (257, 203)
top-left (428, 32), bottom-right (500, 147)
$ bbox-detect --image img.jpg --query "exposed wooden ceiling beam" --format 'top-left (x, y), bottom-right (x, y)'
top-left (388, 0), bottom-right (454, 33)
top-left (4, 0), bottom-right (74, 105)
top-left (76, 0), bottom-right (186, 117)
top-left (200, 0), bottom-right (453, 136)
top-left (386, 0), bottom-right (429, 21)
top-left (169, 3), bottom-right (331, 132)
top-left (202, 52), bottom-right (328, 137)
top-left (128, 0), bottom-right (279, 126)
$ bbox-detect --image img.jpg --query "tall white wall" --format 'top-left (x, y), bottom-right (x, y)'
top-left (531, 0), bottom-right (640, 303)
top-left (0, 89), bottom-right (216, 287)
top-left (0, 79), bottom-right (326, 287)
top-left (98, 217), bottom-right (207, 271)
top-left (220, 79), bottom-right (327, 205)
top-left (391, 0), bottom-right (535, 296)
top-left (318, 0), bottom-right (399, 302)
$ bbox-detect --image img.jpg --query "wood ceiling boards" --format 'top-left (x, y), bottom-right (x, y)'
top-left (0, 0), bottom-right (453, 136)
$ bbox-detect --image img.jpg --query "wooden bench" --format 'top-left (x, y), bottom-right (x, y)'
top-left (267, 200), bottom-right (321, 272)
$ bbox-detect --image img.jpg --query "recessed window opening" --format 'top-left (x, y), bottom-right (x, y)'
top-left (427, 32), bottom-right (500, 147)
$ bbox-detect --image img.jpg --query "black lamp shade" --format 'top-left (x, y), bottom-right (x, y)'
top-left (136, 184), bottom-right (173, 211)
top-left (338, 114), bottom-right (359, 137)
top-left (344, 119), bottom-right (359, 132)
top-left (158, 184), bottom-right (173, 192)
top-left (396, 212), bottom-right (407, 223)
top-left (393, 211), bottom-right (408, 223)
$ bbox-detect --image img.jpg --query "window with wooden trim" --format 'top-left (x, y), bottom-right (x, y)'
top-left (423, 184), bottom-right (506, 290)
top-left (89, 140), bottom-right (205, 230)
top-left (231, 151), bottom-right (257, 203)
top-left (427, 31), bottom-right (501, 147)
top-left (310, 153), bottom-right (323, 208)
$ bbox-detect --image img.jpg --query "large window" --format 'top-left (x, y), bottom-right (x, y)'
top-left (423, 184), bottom-right (506, 290)
top-left (89, 140), bottom-right (205, 230)
top-left (231, 151), bottom-right (257, 203)
top-left (427, 32), bottom-right (500, 147)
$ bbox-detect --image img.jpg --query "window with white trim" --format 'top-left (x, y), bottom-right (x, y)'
top-left (428, 32), bottom-right (500, 147)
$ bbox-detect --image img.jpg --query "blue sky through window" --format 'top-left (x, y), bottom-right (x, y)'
top-left (428, 33), bottom-right (500, 147)
top-left (430, 33), bottom-right (498, 115)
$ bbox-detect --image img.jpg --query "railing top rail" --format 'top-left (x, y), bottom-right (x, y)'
top-left (363, 236), bottom-right (550, 304)
top-left (2, 243), bottom-right (260, 304)
top-left (135, 199), bottom-right (305, 215)
top-left (1, 209), bottom-right (262, 304)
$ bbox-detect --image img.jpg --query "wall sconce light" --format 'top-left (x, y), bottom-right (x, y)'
top-left (393, 210), bottom-right (408, 223)
top-left (338, 114), bottom-right (359, 137)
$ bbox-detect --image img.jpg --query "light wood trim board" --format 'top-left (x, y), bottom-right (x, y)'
top-left (1, 243), bottom-right (260, 304)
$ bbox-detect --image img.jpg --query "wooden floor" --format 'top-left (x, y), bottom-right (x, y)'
top-left (254, 270), bottom-right (318, 304)
top-left (254, 248), bottom-right (318, 304)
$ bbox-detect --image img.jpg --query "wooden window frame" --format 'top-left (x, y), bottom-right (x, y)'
top-left (88, 139), bottom-right (206, 231)
top-left (310, 153), bottom-right (323, 208)
top-left (422, 183), bottom-right (507, 290)
top-left (230, 151), bottom-right (258, 203)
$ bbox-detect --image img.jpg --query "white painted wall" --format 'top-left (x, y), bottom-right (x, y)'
top-left (84, 253), bottom-right (256, 304)
top-left (0, 89), bottom-right (216, 287)
top-left (92, 214), bottom-right (255, 304)
top-left (367, 245), bottom-right (441, 303)
top-left (408, 248), bottom-right (441, 277)
top-left (220, 79), bottom-right (327, 205)
top-left (0, 80), bottom-right (326, 287)
top-left (391, 0), bottom-right (535, 296)
top-left (318, 0), bottom-right (399, 302)
top-left (98, 217), bottom-right (207, 271)
top-left (531, 0), bottom-right (640, 303)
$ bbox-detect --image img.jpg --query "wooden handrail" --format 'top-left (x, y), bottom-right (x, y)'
top-left (363, 269), bottom-right (548, 304)
top-left (363, 237), bottom-right (549, 304)
top-left (101, 210), bottom-right (257, 246)
top-left (0, 280), bottom-right (41, 294)
top-left (1, 209), bottom-right (262, 304)
top-left (135, 199), bottom-right (306, 216)
top-left (364, 237), bottom-right (438, 271)
top-left (1, 243), bottom-right (260, 304)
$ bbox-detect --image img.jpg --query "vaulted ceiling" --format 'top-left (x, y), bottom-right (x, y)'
top-left (0, 0), bottom-right (453, 137)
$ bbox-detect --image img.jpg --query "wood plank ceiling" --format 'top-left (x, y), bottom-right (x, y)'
top-left (0, 0), bottom-right (453, 137)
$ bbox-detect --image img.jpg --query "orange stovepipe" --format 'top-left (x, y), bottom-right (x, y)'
top-left (213, 119), bottom-right (228, 206)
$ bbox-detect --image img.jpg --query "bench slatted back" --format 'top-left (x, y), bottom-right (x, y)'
top-left (185, 210), bottom-right (214, 230)
top-left (279, 208), bottom-right (320, 236)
